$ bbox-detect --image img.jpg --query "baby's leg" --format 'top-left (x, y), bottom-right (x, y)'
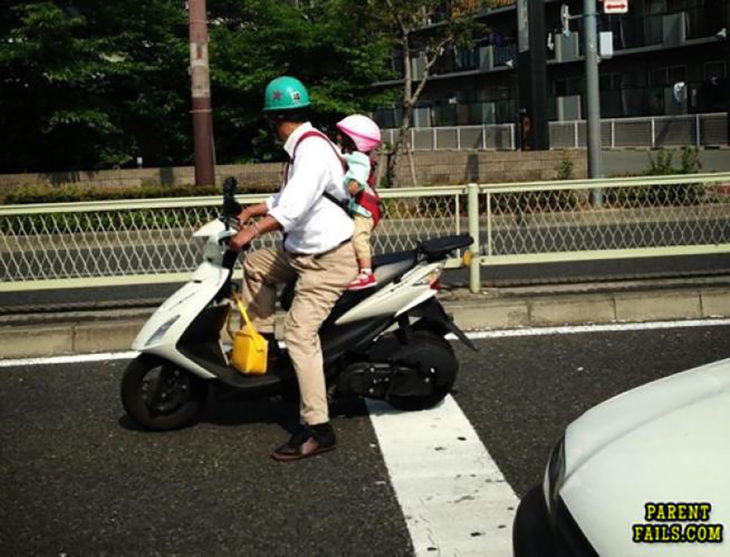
top-left (352, 215), bottom-right (374, 271)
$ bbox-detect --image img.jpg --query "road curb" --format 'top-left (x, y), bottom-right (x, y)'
top-left (1, 282), bottom-right (729, 359)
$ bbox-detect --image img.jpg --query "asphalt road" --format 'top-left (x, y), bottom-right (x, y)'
top-left (2, 253), bottom-right (729, 313)
top-left (1, 324), bottom-right (729, 555)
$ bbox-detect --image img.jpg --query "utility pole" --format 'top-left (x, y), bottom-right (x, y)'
top-left (583, 0), bottom-right (603, 189)
top-left (188, 0), bottom-right (215, 186)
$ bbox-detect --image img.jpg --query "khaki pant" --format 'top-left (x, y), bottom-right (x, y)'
top-left (352, 215), bottom-right (374, 262)
top-left (241, 242), bottom-right (358, 425)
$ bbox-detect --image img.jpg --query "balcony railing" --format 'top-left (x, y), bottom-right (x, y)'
top-left (601, 7), bottom-right (725, 50)
top-left (375, 75), bottom-right (728, 129)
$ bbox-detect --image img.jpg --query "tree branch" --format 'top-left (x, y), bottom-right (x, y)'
top-left (423, 35), bottom-right (454, 72)
top-left (384, 0), bottom-right (408, 36)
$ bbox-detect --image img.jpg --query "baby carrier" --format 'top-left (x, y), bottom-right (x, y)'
top-left (289, 130), bottom-right (383, 227)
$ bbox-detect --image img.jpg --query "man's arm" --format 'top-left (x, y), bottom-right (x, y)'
top-left (266, 141), bottom-right (330, 230)
top-left (230, 214), bottom-right (282, 252)
top-left (237, 202), bottom-right (269, 226)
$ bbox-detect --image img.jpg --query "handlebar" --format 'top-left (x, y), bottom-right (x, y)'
top-left (222, 176), bottom-right (242, 220)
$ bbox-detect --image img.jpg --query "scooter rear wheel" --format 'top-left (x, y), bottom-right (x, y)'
top-left (385, 330), bottom-right (457, 411)
top-left (121, 355), bottom-right (208, 431)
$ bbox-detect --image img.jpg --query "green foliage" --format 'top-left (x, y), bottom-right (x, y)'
top-left (1, 1), bottom-right (190, 172)
top-left (645, 149), bottom-right (676, 176)
top-left (1, 181), bottom-right (273, 205)
top-left (208, 0), bottom-right (392, 163)
top-left (604, 146), bottom-right (706, 207)
top-left (0, 1), bottom-right (393, 173)
top-left (645, 146), bottom-right (702, 176)
top-left (679, 145), bottom-right (702, 174)
top-left (1, 183), bottom-right (218, 205)
top-left (555, 153), bottom-right (575, 180)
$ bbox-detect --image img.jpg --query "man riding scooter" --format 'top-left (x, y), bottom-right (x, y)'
top-left (229, 76), bottom-right (359, 462)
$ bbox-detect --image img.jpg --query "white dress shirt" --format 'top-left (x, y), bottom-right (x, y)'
top-left (266, 123), bottom-right (353, 254)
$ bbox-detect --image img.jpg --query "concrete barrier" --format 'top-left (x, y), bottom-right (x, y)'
top-left (1, 278), bottom-right (728, 359)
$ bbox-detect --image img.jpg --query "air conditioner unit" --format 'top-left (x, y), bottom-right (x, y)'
top-left (478, 46), bottom-right (494, 70)
top-left (556, 95), bottom-right (582, 121)
top-left (663, 12), bottom-right (687, 47)
top-left (412, 106), bottom-right (431, 128)
top-left (480, 102), bottom-right (496, 124)
top-left (555, 33), bottom-right (580, 63)
top-left (411, 53), bottom-right (426, 80)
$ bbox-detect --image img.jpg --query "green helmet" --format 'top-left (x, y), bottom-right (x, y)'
top-left (263, 76), bottom-right (310, 112)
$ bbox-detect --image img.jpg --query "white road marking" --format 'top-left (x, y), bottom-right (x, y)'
top-left (448, 318), bottom-right (730, 340)
top-left (2, 318), bottom-right (729, 368)
top-left (367, 396), bottom-right (518, 556)
top-left (0, 351), bottom-right (139, 368)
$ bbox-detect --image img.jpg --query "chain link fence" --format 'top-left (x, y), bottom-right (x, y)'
top-left (480, 174), bottom-right (730, 265)
top-left (1, 174), bottom-right (728, 292)
top-left (0, 189), bottom-right (465, 288)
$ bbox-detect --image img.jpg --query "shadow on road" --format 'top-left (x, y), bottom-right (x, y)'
top-left (117, 392), bottom-right (369, 435)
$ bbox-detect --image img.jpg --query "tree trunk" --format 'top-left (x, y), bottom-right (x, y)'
top-left (407, 148), bottom-right (417, 186)
top-left (386, 31), bottom-right (416, 187)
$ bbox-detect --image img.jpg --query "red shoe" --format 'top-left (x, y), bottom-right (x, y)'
top-left (348, 272), bottom-right (377, 291)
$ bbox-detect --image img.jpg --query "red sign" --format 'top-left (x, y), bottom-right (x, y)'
top-left (604, 0), bottom-right (629, 13)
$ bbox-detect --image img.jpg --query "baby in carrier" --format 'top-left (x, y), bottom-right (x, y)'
top-left (335, 114), bottom-right (383, 291)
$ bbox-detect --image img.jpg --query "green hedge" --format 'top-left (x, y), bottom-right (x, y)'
top-left (1, 182), bottom-right (275, 205)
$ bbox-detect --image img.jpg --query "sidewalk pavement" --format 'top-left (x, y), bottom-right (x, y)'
top-left (1, 276), bottom-right (729, 359)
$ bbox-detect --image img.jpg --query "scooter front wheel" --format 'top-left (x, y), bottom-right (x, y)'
top-left (121, 355), bottom-right (208, 431)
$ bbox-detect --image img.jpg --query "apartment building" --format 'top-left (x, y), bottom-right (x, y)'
top-left (374, 0), bottom-right (729, 130)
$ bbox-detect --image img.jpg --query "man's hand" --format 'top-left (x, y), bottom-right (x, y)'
top-left (237, 202), bottom-right (268, 227)
top-left (237, 208), bottom-right (251, 227)
top-left (229, 226), bottom-right (257, 252)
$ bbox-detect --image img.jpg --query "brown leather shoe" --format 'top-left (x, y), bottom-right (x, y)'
top-left (271, 423), bottom-right (337, 462)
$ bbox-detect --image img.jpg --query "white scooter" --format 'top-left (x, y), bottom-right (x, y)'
top-left (121, 178), bottom-right (476, 430)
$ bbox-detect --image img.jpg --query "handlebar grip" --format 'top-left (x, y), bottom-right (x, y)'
top-left (222, 176), bottom-right (242, 219)
top-left (223, 176), bottom-right (238, 196)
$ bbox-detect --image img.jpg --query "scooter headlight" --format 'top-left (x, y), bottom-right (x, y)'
top-left (145, 315), bottom-right (180, 347)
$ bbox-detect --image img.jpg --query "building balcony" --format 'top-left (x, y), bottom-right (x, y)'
top-left (374, 76), bottom-right (728, 129)
top-left (600, 7), bottom-right (724, 51)
top-left (403, 42), bottom-right (517, 81)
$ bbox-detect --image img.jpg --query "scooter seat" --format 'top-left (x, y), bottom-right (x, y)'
top-left (372, 250), bottom-right (418, 284)
top-left (418, 234), bottom-right (472, 261)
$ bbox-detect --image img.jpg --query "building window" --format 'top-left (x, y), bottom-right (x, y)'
top-left (649, 65), bottom-right (686, 85)
top-left (704, 61), bottom-right (727, 80)
top-left (600, 73), bottom-right (622, 90)
top-left (554, 76), bottom-right (584, 96)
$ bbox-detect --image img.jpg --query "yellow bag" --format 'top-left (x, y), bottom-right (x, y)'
top-left (227, 292), bottom-right (268, 375)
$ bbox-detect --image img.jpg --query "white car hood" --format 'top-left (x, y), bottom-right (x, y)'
top-left (560, 358), bottom-right (730, 556)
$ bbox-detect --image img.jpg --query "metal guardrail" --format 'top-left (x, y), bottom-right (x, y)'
top-left (382, 124), bottom-right (517, 151)
top-left (549, 113), bottom-right (729, 150)
top-left (1, 173), bottom-right (729, 293)
top-left (381, 113), bottom-right (728, 151)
